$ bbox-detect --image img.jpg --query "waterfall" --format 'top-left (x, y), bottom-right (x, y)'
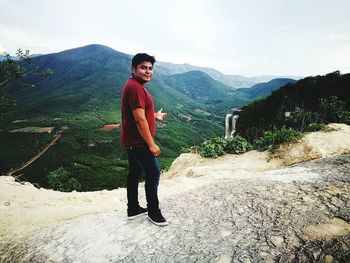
top-left (225, 108), bottom-right (240, 139)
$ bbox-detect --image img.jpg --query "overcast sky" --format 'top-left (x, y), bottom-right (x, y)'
top-left (1, 0), bottom-right (350, 77)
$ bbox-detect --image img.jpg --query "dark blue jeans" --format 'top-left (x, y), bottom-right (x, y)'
top-left (126, 146), bottom-right (160, 211)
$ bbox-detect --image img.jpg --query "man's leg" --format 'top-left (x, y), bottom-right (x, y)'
top-left (143, 155), bottom-right (160, 211)
top-left (126, 149), bottom-right (143, 210)
top-left (135, 147), bottom-right (167, 226)
top-left (133, 147), bottom-right (160, 211)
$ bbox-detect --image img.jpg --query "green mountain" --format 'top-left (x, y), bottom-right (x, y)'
top-left (0, 44), bottom-right (249, 190)
top-left (237, 78), bottom-right (297, 100)
top-left (164, 70), bottom-right (247, 115)
top-left (157, 61), bottom-right (301, 88)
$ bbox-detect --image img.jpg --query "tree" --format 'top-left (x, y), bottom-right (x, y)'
top-left (0, 49), bottom-right (52, 114)
top-left (47, 167), bottom-right (82, 192)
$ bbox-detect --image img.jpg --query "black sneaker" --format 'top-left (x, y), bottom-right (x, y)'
top-left (147, 209), bottom-right (168, 226)
top-left (127, 206), bottom-right (147, 220)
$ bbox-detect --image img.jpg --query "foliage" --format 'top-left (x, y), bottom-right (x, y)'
top-left (198, 136), bottom-right (252, 158)
top-left (223, 136), bottom-right (252, 154)
top-left (47, 166), bottom-right (81, 192)
top-left (199, 137), bottom-right (226, 158)
top-left (236, 71), bottom-right (350, 141)
top-left (0, 50), bottom-right (30, 86)
top-left (319, 96), bottom-right (350, 124)
top-left (0, 93), bottom-right (16, 112)
top-left (0, 49), bottom-right (52, 114)
top-left (288, 107), bottom-right (321, 131)
top-left (288, 96), bottom-right (350, 132)
top-left (254, 126), bottom-right (303, 152)
top-left (0, 132), bottom-right (52, 174)
top-left (305, 123), bottom-right (329, 132)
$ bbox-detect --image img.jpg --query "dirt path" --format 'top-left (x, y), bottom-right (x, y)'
top-left (5, 130), bottom-right (62, 177)
top-left (1, 155), bottom-right (349, 263)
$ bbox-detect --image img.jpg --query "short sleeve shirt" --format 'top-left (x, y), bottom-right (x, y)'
top-left (120, 77), bottom-right (155, 147)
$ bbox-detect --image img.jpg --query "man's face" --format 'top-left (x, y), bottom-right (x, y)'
top-left (132, 61), bottom-right (153, 84)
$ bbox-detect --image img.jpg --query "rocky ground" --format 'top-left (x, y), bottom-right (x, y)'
top-left (1, 154), bottom-right (350, 263)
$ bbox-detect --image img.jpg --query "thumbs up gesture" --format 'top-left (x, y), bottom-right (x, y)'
top-left (155, 108), bottom-right (167, 121)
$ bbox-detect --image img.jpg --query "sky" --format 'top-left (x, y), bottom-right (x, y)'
top-left (0, 0), bottom-right (350, 77)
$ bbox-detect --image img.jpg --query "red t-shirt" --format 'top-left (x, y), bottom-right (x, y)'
top-left (120, 77), bottom-right (155, 148)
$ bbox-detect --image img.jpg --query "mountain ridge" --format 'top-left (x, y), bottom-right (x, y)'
top-left (157, 60), bottom-right (302, 88)
top-left (237, 78), bottom-right (297, 100)
top-left (3, 44), bottom-right (301, 88)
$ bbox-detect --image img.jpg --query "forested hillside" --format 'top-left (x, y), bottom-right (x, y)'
top-left (236, 71), bottom-right (350, 141)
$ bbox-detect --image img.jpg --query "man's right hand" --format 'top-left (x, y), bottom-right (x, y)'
top-left (149, 144), bottom-right (160, 157)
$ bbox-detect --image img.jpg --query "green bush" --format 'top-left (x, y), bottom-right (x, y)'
top-left (342, 111), bottom-right (350, 124)
top-left (199, 137), bottom-right (225, 158)
top-left (198, 136), bottom-right (252, 158)
top-left (289, 107), bottom-right (321, 131)
top-left (223, 136), bottom-right (252, 154)
top-left (47, 167), bottom-right (81, 192)
top-left (319, 96), bottom-right (350, 124)
top-left (305, 123), bottom-right (328, 132)
top-left (254, 126), bottom-right (303, 152)
top-left (288, 96), bottom-right (350, 132)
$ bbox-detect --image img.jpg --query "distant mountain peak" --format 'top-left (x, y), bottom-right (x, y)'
top-left (55, 44), bottom-right (122, 58)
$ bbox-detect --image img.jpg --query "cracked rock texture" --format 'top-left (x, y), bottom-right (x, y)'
top-left (1, 154), bottom-right (350, 263)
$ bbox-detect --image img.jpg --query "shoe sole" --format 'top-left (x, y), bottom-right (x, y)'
top-left (147, 215), bottom-right (168, 226)
top-left (128, 211), bottom-right (148, 220)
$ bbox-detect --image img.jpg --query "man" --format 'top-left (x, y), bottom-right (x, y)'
top-left (120, 53), bottom-right (168, 226)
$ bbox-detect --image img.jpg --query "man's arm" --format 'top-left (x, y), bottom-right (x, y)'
top-left (133, 108), bottom-right (160, 156)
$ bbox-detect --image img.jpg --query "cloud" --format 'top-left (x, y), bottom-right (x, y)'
top-left (0, 44), bottom-right (7, 53)
top-left (1, 0), bottom-right (350, 76)
top-left (0, 25), bottom-right (79, 55)
top-left (328, 33), bottom-right (350, 42)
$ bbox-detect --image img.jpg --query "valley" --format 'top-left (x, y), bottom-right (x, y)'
top-left (0, 44), bottom-right (300, 191)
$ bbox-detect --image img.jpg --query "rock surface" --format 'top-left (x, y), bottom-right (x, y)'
top-left (1, 124), bottom-right (350, 262)
top-left (1, 155), bottom-right (350, 263)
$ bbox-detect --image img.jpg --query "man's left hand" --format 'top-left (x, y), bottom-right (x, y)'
top-left (155, 108), bottom-right (167, 121)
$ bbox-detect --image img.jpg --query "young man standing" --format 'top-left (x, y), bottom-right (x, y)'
top-left (120, 53), bottom-right (168, 226)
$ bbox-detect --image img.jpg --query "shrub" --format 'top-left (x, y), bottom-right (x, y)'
top-left (319, 96), bottom-right (350, 124)
top-left (289, 107), bottom-right (321, 132)
top-left (342, 111), bottom-right (350, 124)
top-left (47, 167), bottom-right (81, 192)
top-left (223, 136), bottom-right (252, 154)
top-left (288, 97), bottom-right (350, 132)
top-left (199, 137), bottom-right (225, 158)
top-left (254, 131), bottom-right (275, 151)
top-left (254, 126), bottom-right (303, 152)
top-left (198, 136), bottom-right (252, 158)
top-left (305, 123), bottom-right (328, 132)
